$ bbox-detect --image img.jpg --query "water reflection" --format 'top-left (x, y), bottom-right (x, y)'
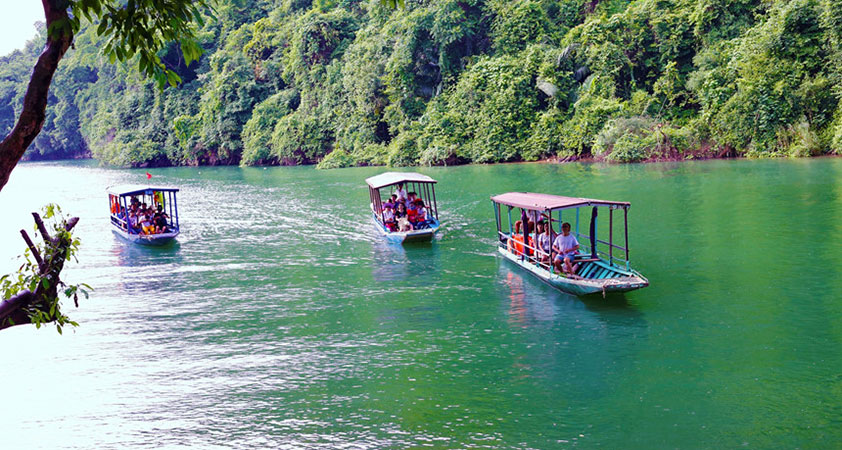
top-left (370, 239), bottom-right (441, 283)
top-left (496, 263), bottom-right (647, 407)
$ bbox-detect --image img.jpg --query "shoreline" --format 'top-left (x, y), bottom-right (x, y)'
top-left (21, 151), bottom-right (842, 170)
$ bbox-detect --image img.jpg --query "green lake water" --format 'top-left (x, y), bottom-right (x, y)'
top-left (1, 159), bottom-right (841, 448)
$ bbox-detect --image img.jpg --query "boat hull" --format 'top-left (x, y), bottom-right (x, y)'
top-left (372, 215), bottom-right (440, 243)
top-left (112, 227), bottom-right (179, 246)
top-left (499, 247), bottom-right (648, 296)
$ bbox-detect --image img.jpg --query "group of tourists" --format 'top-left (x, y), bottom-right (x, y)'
top-left (507, 216), bottom-right (580, 275)
top-left (380, 183), bottom-right (432, 232)
top-left (126, 197), bottom-right (170, 235)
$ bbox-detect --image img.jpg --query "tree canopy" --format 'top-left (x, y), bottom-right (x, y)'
top-left (0, 0), bottom-right (210, 331)
top-left (2, 0), bottom-right (841, 169)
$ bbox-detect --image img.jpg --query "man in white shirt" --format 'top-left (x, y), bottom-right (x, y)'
top-left (394, 183), bottom-right (407, 204)
top-left (552, 222), bottom-right (579, 274)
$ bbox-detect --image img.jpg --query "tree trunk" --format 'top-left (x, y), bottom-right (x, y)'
top-left (0, 0), bottom-right (73, 192)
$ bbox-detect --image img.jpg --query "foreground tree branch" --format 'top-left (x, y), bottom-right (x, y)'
top-left (0, 0), bottom-right (73, 191)
top-left (0, 211), bottom-right (80, 331)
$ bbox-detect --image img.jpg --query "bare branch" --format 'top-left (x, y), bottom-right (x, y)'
top-left (32, 212), bottom-right (52, 244)
top-left (20, 229), bottom-right (46, 273)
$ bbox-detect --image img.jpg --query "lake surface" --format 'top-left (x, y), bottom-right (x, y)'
top-left (1, 159), bottom-right (841, 448)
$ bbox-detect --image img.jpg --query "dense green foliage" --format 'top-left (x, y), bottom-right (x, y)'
top-left (3, 0), bottom-right (841, 165)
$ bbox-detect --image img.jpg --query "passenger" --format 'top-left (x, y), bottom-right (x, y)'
top-left (552, 222), bottom-right (580, 274)
top-left (535, 221), bottom-right (552, 264)
top-left (411, 199), bottom-right (428, 228)
top-left (405, 192), bottom-right (418, 209)
top-left (383, 205), bottom-right (397, 232)
top-left (406, 196), bottom-right (418, 223)
top-left (394, 183), bottom-right (407, 204)
top-left (507, 220), bottom-right (529, 256)
top-left (128, 211), bottom-right (140, 234)
top-left (141, 213), bottom-right (155, 235)
top-left (395, 203), bottom-right (413, 231)
top-left (154, 206), bottom-right (169, 233)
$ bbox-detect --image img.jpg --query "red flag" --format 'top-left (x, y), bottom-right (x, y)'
top-left (146, 172), bottom-right (152, 179)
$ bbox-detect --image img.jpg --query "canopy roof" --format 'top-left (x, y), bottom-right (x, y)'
top-left (107, 185), bottom-right (179, 196)
top-left (365, 172), bottom-right (437, 189)
top-left (491, 192), bottom-right (630, 211)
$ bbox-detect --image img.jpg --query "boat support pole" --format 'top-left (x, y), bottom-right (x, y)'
top-left (431, 184), bottom-right (439, 220)
top-left (624, 206), bottom-right (630, 270)
top-left (609, 207), bottom-right (613, 266)
top-left (493, 202), bottom-right (501, 243)
top-left (590, 207), bottom-right (598, 259)
top-left (174, 192), bottom-right (179, 230)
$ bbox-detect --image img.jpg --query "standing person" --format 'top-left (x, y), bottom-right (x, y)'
top-left (394, 183), bottom-right (407, 205)
top-left (552, 222), bottom-right (580, 274)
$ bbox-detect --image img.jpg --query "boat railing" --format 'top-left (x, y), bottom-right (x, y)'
top-left (576, 233), bottom-right (630, 269)
top-left (110, 213), bottom-right (129, 232)
top-left (497, 230), bottom-right (555, 272)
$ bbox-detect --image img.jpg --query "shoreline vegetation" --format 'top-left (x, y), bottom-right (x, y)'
top-left (3, 0), bottom-right (842, 170)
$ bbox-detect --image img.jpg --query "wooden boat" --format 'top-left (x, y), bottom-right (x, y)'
top-left (365, 172), bottom-right (441, 243)
top-left (107, 185), bottom-right (180, 246)
top-left (491, 192), bottom-right (648, 296)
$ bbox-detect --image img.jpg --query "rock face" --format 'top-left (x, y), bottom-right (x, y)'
top-left (536, 79), bottom-right (558, 98)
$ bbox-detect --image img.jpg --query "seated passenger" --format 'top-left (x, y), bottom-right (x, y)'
top-left (383, 205), bottom-right (397, 232)
top-left (395, 203), bottom-right (413, 231)
top-left (406, 198), bottom-right (418, 223)
top-left (154, 206), bottom-right (169, 233)
top-left (552, 222), bottom-right (580, 274)
top-left (535, 221), bottom-right (551, 264)
top-left (128, 211), bottom-right (140, 234)
top-left (141, 213), bottom-right (155, 235)
top-left (411, 199), bottom-right (428, 228)
top-left (406, 192), bottom-right (417, 208)
top-left (507, 220), bottom-right (531, 256)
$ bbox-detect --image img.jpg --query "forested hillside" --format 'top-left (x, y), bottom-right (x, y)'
top-left (2, 0), bottom-right (841, 167)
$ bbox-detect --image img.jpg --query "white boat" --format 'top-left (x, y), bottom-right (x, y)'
top-left (107, 185), bottom-right (180, 246)
top-left (365, 172), bottom-right (441, 244)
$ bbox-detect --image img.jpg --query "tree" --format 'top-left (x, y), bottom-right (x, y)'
top-left (0, 0), bottom-right (210, 330)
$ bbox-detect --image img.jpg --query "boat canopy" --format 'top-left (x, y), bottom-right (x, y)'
top-left (107, 185), bottom-right (180, 196)
top-left (491, 192), bottom-right (629, 211)
top-left (365, 172), bottom-right (436, 190)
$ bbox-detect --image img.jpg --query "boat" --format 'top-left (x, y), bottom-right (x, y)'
top-left (107, 185), bottom-right (181, 246)
top-left (491, 192), bottom-right (648, 296)
top-left (365, 172), bottom-right (441, 243)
